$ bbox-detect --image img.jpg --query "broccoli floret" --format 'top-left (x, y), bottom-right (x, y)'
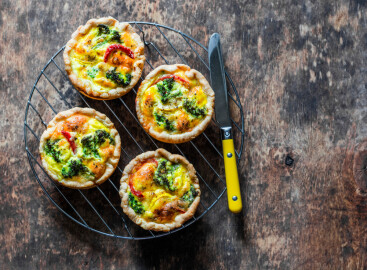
top-left (44, 139), bottom-right (61, 162)
top-left (154, 113), bottom-right (165, 125)
top-left (154, 112), bottom-right (174, 131)
top-left (106, 68), bottom-right (132, 87)
top-left (81, 129), bottom-right (115, 159)
top-left (128, 192), bottom-right (145, 214)
top-left (94, 26), bottom-right (121, 49)
top-left (153, 159), bottom-right (178, 191)
top-left (97, 24), bottom-right (110, 35)
top-left (157, 78), bottom-right (177, 103)
top-left (181, 185), bottom-right (198, 205)
top-left (183, 99), bottom-right (207, 117)
top-left (95, 129), bottom-right (115, 145)
top-left (61, 158), bottom-right (93, 179)
top-left (87, 67), bottom-right (99, 79)
top-left (109, 30), bottom-right (121, 43)
top-left (81, 134), bottom-right (99, 158)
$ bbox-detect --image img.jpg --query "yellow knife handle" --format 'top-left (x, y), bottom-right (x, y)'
top-left (223, 139), bottom-right (242, 213)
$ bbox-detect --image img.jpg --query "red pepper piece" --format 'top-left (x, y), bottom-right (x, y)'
top-left (174, 207), bottom-right (186, 213)
top-left (104, 44), bottom-right (134, 62)
top-left (146, 158), bottom-right (158, 167)
top-left (129, 177), bottom-right (144, 198)
top-left (153, 74), bottom-right (189, 86)
top-left (61, 130), bottom-right (77, 154)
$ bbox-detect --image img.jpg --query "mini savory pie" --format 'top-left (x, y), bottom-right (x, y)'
top-left (119, 149), bottom-right (200, 231)
top-left (39, 107), bottom-right (121, 189)
top-left (63, 17), bottom-right (145, 100)
top-left (136, 64), bottom-right (215, 143)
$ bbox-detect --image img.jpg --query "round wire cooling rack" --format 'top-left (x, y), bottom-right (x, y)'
top-left (24, 22), bottom-right (245, 240)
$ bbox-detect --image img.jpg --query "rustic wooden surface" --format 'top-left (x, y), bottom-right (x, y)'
top-left (1, 0), bottom-right (367, 269)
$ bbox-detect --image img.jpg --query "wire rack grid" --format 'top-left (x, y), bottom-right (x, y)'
top-left (24, 22), bottom-right (245, 240)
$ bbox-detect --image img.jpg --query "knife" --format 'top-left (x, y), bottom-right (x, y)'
top-left (209, 33), bottom-right (242, 213)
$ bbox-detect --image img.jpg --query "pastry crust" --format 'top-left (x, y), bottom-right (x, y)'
top-left (119, 149), bottom-right (200, 231)
top-left (136, 64), bottom-right (215, 143)
top-left (39, 107), bottom-right (121, 189)
top-left (63, 17), bottom-right (145, 100)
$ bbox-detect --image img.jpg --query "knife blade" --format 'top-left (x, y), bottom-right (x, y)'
top-left (209, 33), bottom-right (242, 213)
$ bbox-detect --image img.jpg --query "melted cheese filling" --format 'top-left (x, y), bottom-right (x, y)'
top-left (41, 114), bottom-right (116, 183)
top-left (69, 25), bottom-right (137, 92)
top-left (138, 72), bottom-right (209, 134)
top-left (128, 158), bottom-right (197, 223)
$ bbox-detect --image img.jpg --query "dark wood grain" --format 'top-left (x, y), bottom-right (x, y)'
top-left (1, 0), bottom-right (367, 269)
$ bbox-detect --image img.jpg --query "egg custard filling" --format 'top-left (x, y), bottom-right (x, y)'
top-left (40, 108), bottom-right (121, 189)
top-left (120, 149), bottom-right (200, 231)
top-left (136, 64), bottom-right (214, 144)
top-left (70, 25), bottom-right (135, 90)
top-left (64, 18), bottom-right (145, 99)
